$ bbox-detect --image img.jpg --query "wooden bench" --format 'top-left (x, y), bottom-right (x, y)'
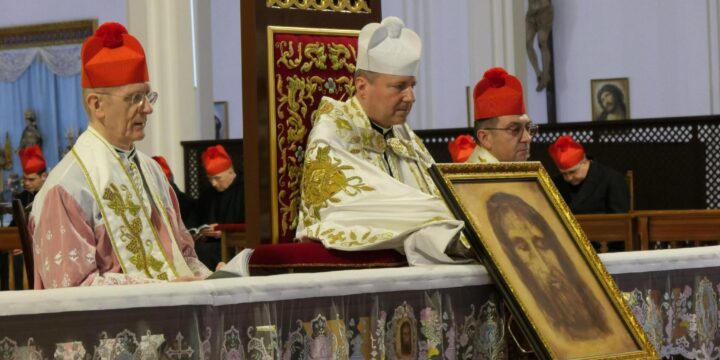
top-left (215, 224), bottom-right (247, 263)
top-left (575, 213), bottom-right (634, 253)
top-left (634, 209), bottom-right (720, 250)
top-left (0, 227), bottom-right (26, 290)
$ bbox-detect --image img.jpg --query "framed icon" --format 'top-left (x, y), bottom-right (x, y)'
top-left (430, 162), bottom-right (657, 359)
top-left (591, 78), bottom-right (630, 121)
top-left (213, 101), bottom-right (229, 140)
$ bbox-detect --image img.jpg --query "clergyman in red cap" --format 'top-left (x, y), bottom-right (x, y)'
top-left (187, 144), bottom-right (244, 270)
top-left (29, 22), bottom-right (211, 289)
top-left (152, 155), bottom-right (196, 226)
top-left (448, 67), bottom-right (537, 163)
top-left (1, 145), bottom-right (47, 290)
top-left (548, 135), bottom-right (629, 215)
top-left (17, 145), bottom-right (47, 206)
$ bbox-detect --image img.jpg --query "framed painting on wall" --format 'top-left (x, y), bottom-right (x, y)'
top-left (429, 162), bottom-right (657, 359)
top-left (591, 77), bottom-right (630, 121)
top-left (213, 101), bottom-right (229, 140)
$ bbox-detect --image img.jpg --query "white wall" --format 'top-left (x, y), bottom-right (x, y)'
top-left (0, 0), bottom-right (126, 28)
top-left (527, 0), bottom-right (718, 123)
top-left (382, 0), bottom-right (525, 130)
top-left (4, 1), bottom-right (719, 136)
top-left (211, 0), bottom-right (243, 138)
top-left (127, 0), bottom-right (214, 189)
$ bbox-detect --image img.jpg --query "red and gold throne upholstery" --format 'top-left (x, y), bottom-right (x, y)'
top-left (248, 26), bottom-right (406, 272)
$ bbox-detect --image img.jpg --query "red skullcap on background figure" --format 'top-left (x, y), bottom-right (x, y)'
top-left (202, 145), bottom-right (232, 176)
top-left (19, 145), bottom-right (46, 174)
top-left (473, 67), bottom-right (526, 121)
top-left (447, 135), bottom-right (476, 163)
top-left (548, 135), bottom-right (586, 170)
top-left (81, 22), bottom-right (149, 88)
top-left (152, 156), bottom-right (173, 180)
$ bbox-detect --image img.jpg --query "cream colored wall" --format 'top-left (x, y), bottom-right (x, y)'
top-left (372, 0), bottom-right (526, 129)
top-left (211, 0), bottom-right (242, 139)
top-left (127, 0), bottom-right (214, 189)
top-left (525, 0), bottom-right (720, 123)
top-left (4, 0), bottom-right (720, 177)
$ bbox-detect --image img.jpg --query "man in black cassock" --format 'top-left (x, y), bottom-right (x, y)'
top-left (191, 144), bottom-right (244, 270)
top-left (548, 136), bottom-right (629, 253)
top-left (548, 135), bottom-right (629, 215)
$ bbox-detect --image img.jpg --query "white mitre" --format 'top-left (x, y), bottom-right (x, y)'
top-left (356, 16), bottom-right (421, 77)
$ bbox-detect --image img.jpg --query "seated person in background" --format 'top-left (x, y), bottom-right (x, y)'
top-left (152, 155), bottom-right (196, 226)
top-left (14, 145), bottom-right (47, 207)
top-left (29, 22), bottom-right (211, 288)
top-left (548, 135), bottom-right (629, 214)
top-left (1, 145), bottom-right (47, 290)
top-left (296, 17), bottom-right (467, 265)
top-left (448, 67), bottom-right (537, 163)
top-left (191, 145), bottom-right (244, 271)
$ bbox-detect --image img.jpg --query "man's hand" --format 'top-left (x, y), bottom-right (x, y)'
top-left (199, 223), bottom-right (222, 239)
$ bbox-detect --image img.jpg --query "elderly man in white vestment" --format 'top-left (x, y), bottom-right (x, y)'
top-left (29, 22), bottom-right (211, 288)
top-left (296, 17), bottom-right (468, 265)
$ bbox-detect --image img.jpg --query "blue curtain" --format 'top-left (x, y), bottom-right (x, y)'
top-left (0, 57), bottom-right (87, 182)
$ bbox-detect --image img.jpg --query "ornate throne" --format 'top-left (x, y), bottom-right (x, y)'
top-left (241, 1), bottom-right (406, 272)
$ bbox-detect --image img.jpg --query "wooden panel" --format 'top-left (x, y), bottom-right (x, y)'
top-left (0, 228), bottom-right (24, 290)
top-left (636, 209), bottom-right (720, 249)
top-left (576, 213), bottom-right (633, 252)
top-left (0, 227), bottom-right (22, 251)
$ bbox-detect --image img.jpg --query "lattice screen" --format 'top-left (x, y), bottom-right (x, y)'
top-left (416, 117), bottom-right (720, 209)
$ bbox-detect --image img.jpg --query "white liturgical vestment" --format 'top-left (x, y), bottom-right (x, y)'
top-left (29, 128), bottom-right (210, 288)
top-left (464, 145), bottom-right (500, 164)
top-left (296, 96), bottom-right (466, 265)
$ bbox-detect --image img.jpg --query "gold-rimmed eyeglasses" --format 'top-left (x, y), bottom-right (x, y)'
top-left (482, 122), bottom-right (538, 138)
top-left (96, 91), bottom-right (158, 107)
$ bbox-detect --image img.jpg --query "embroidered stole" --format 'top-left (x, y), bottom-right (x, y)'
top-left (360, 124), bottom-right (438, 196)
top-left (72, 128), bottom-right (192, 280)
top-left (464, 145), bottom-right (500, 164)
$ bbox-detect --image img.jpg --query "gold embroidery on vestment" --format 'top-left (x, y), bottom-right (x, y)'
top-left (301, 145), bottom-right (374, 226)
top-left (102, 183), bottom-right (167, 279)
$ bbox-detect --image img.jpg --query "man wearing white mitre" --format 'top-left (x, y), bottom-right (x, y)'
top-left (296, 17), bottom-right (470, 265)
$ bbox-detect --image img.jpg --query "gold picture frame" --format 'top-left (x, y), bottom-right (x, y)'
top-left (430, 162), bottom-right (658, 360)
top-left (591, 77), bottom-right (630, 121)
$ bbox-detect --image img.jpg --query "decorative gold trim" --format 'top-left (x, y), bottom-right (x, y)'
top-left (266, 0), bottom-right (371, 13)
top-left (0, 19), bottom-right (97, 50)
top-left (72, 147), bottom-right (129, 276)
top-left (267, 25), bottom-right (360, 244)
top-left (87, 129), bottom-right (177, 277)
top-left (433, 162), bottom-right (659, 359)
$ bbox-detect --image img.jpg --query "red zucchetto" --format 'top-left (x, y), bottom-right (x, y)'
top-left (19, 145), bottom-right (46, 174)
top-left (202, 145), bottom-right (232, 176)
top-left (448, 135), bottom-right (476, 163)
top-left (473, 67), bottom-right (526, 120)
top-left (548, 135), bottom-right (586, 170)
top-left (152, 156), bottom-right (173, 180)
top-left (81, 22), bottom-right (149, 88)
